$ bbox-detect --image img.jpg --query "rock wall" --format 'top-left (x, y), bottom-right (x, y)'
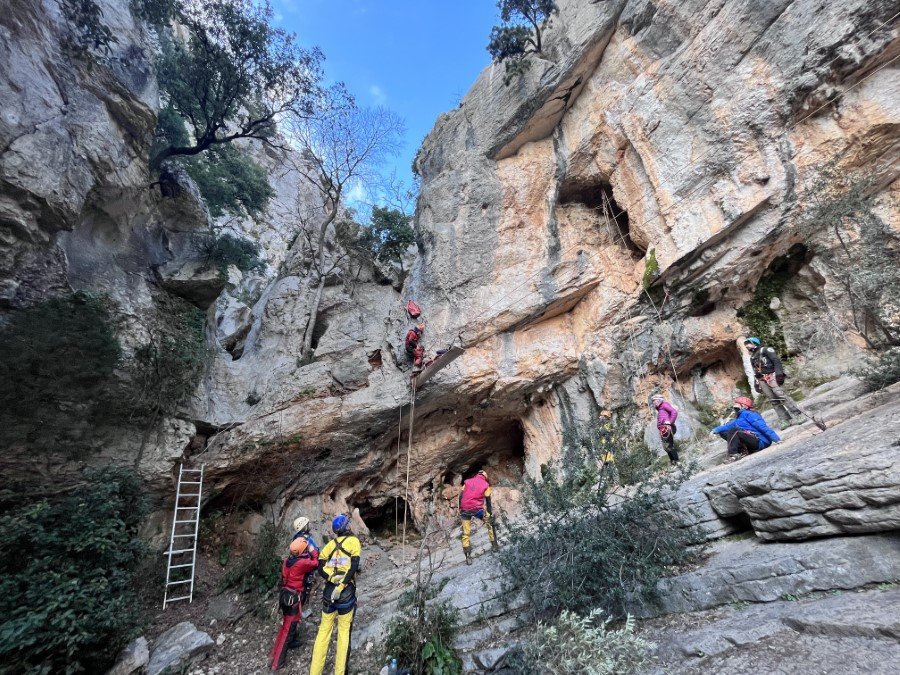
top-left (194, 0), bottom-right (899, 540)
top-left (1, 0), bottom-right (898, 542)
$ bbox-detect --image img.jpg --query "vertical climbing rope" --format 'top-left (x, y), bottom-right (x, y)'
top-left (401, 379), bottom-right (417, 567)
top-left (395, 403), bottom-right (403, 538)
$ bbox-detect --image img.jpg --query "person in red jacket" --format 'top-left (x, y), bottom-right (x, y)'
top-left (269, 537), bottom-right (319, 671)
top-left (459, 469), bottom-right (497, 564)
top-left (404, 323), bottom-right (425, 367)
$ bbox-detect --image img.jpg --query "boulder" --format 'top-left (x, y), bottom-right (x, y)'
top-left (156, 260), bottom-right (227, 310)
top-left (106, 636), bottom-right (149, 675)
top-left (147, 622), bottom-right (214, 675)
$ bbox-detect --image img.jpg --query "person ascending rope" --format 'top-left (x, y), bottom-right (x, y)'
top-left (404, 322), bottom-right (426, 368)
top-left (309, 515), bottom-right (362, 675)
top-left (711, 396), bottom-right (780, 462)
top-left (744, 337), bottom-right (826, 430)
top-left (650, 394), bottom-right (680, 464)
top-left (459, 469), bottom-right (498, 565)
top-left (269, 538), bottom-right (319, 671)
top-left (291, 516), bottom-right (319, 607)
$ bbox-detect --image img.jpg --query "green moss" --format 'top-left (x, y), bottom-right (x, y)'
top-left (737, 258), bottom-right (794, 357)
top-left (642, 247), bottom-right (659, 290)
top-left (0, 293), bottom-right (122, 456)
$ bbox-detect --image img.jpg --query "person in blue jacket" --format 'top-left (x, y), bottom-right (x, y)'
top-left (712, 396), bottom-right (780, 461)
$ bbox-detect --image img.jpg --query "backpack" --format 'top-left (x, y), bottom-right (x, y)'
top-left (406, 300), bottom-right (421, 318)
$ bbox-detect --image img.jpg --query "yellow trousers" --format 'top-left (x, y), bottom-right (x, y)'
top-left (461, 511), bottom-right (495, 549)
top-left (309, 608), bottom-right (355, 675)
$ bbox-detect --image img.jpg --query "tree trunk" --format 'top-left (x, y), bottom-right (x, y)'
top-left (302, 274), bottom-right (326, 359)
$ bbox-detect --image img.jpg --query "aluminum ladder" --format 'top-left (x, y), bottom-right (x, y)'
top-left (163, 464), bottom-right (204, 608)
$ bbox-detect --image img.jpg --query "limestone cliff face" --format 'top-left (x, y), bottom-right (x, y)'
top-left (197, 0), bottom-right (899, 536)
top-left (1, 0), bottom-right (898, 538)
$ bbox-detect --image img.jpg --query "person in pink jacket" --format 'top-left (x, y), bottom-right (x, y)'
top-left (651, 394), bottom-right (680, 464)
top-left (458, 470), bottom-right (497, 564)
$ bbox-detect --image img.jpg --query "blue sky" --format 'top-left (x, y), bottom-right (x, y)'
top-left (272, 0), bottom-right (498, 191)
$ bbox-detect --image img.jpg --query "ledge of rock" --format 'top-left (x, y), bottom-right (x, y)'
top-left (156, 260), bottom-right (227, 310)
top-left (673, 383), bottom-right (900, 542)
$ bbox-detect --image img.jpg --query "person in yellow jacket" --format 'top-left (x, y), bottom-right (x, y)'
top-left (309, 514), bottom-right (362, 675)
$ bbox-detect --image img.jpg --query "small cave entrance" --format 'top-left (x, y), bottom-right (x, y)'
top-left (355, 497), bottom-right (416, 539)
top-left (443, 421), bottom-right (526, 488)
top-left (557, 178), bottom-right (644, 259)
top-left (310, 315), bottom-right (330, 351)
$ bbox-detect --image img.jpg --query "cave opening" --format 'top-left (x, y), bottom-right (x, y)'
top-left (356, 497), bottom-right (415, 538)
top-left (310, 315), bottom-right (330, 351)
top-left (557, 178), bottom-right (643, 257)
top-left (444, 421), bottom-right (526, 487)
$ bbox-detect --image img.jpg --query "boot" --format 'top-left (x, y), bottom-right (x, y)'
top-left (463, 545), bottom-right (472, 565)
top-left (286, 623), bottom-right (301, 649)
top-left (812, 416), bottom-right (827, 431)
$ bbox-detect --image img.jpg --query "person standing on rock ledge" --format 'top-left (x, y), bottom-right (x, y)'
top-left (651, 394), bottom-right (680, 464)
top-left (309, 515), bottom-right (362, 675)
top-left (711, 396), bottom-right (780, 461)
top-left (744, 337), bottom-right (825, 430)
top-left (459, 469), bottom-right (498, 564)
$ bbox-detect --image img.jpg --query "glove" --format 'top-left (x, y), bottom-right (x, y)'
top-left (776, 373), bottom-right (786, 386)
top-left (754, 381), bottom-right (762, 393)
top-left (330, 583), bottom-right (345, 604)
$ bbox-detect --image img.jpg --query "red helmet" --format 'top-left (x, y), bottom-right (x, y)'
top-left (734, 396), bottom-right (754, 409)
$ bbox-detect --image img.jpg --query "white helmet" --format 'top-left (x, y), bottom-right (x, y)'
top-left (650, 394), bottom-right (664, 402)
top-left (292, 516), bottom-right (310, 533)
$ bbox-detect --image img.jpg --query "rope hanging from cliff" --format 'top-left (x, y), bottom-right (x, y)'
top-left (401, 378), bottom-right (417, 566)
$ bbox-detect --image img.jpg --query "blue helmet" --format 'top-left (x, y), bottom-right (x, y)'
top-left (744, 337), bottom-right (761, 346)
top-left (332, 514), bottom-right (350, 534)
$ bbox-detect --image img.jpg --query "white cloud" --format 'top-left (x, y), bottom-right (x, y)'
top-left (369, 84), bottom-right (387, 106)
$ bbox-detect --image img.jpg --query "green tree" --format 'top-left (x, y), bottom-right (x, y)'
top-left (0, 467), bottom-right (148, 674)
top-left (487, 0), bottom-right (558, 84)
top-left (369, 206), bottom-right (415, 270)
top-left (137, 0), bottom-right (323, 170)
top-left (284, 95), bottom-right (404, 359)
top-left (182, 144), bottom-right (274, 218)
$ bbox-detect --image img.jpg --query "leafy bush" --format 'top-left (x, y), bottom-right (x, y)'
top-left (195, 230), bottom-right (265, 273)
top-left (0, 293), bottom-right (121, 455)
top-left (129, 292), bottom-right (207, 421)
top-left (383, 583), bottom-right (462, 675)
top-left (0, 467), bottom-right (148, 674)
top-left (736, 254), bottom-right (796, 358)
top-left (500, 447), bottom-right (701, 619)
top-left (506, 611), bottom-right (655, 675)
top-left (222, 520), bottom-right (286, 601)
top-left (61, 0), bottom-right (118, 57)
top-left (856, 347), bottom-right (900, 392)
top-left (182, 144), bottom-right (273, 218)
top-left (487, 1), bottom-right (558, 85)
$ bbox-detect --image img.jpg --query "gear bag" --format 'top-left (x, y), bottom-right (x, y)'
top-left (406, 300), bottom-right (421, 318)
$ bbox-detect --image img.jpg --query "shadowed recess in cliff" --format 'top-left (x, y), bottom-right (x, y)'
top-left (355, 497), bottom-right (417, 537)
top-left (442, 420), bottom-right (526, 487)
top-left (558, 177), bottom-right (644, 258)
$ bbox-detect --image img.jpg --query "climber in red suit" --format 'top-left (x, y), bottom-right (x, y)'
top-left (269, 537), bottom-right (319, 671)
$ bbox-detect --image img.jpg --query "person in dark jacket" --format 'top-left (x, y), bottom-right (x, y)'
top-left (712, 396), bottom-right (780, 461)
top-left (269, 537), bottom-right (319, 670)
top-left (744, 337), bottom-right (824, 430)
top-left (651, 394), bottom-right (679, 464)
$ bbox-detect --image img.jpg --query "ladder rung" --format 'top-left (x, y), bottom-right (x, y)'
top-left (176, 506), bottom-right (199, 510)
top-left (179, 493), bottom-right (201, 497)
top-left (166, 595), bottom-right (192, 602)
top-left (181, 469), bottom-right (203, 472)
top-left (180, 481), bottom-right (202, 485)
top-left (167, 579), bottom-right (192, 585)
top-left (172, 534), bottom-right (195, 538)
top-left (174, 520), bottom-right (197, 524)
top-left (168, 548), bottom-right (194, 555)
top-left (170, 563), bottom-right (195, 569)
